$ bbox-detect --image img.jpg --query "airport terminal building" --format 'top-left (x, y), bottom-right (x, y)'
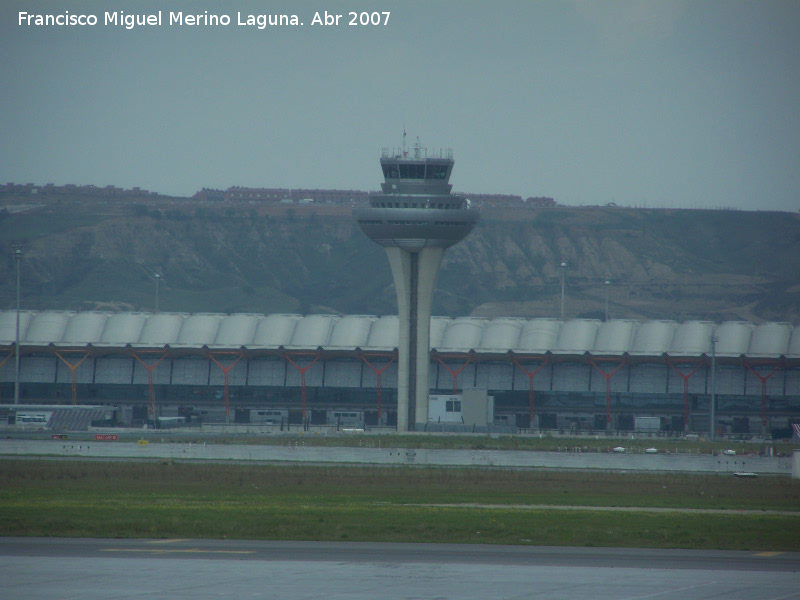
top-left (1, 310), bottom-right (799, 437)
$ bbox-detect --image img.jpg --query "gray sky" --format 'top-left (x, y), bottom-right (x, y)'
top-left (2, 0), bottom-right (798, 210)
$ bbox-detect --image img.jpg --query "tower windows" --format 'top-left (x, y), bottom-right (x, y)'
top-left (398, 164), bottom-right (426, 179)
top-left (426, 164), bottom-right (449, 180)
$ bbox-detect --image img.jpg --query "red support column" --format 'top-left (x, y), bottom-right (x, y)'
top-left (54, 350), bottom-right (91, 405)
top-left (509, 353), bottom-right (549, 429)
top-left (206, 351), bottom-right (245, 420)
top-left (359, 351), bottom-right (397, 420)
top-left (130, 351), bottom-right (168, 419)
top-left (588, 357), bottom-right (627, 430)
top-left (282, 351), bottom-right (321, 419)
top-left (666, 359), bottom-right (705, 432)
top-left (434, 352), bottom-right (474, 394)
top-left (744, 360), bottom-right (781, 431)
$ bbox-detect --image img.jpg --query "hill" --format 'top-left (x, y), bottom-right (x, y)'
top-left (1, 196), bottom-right (799, 324)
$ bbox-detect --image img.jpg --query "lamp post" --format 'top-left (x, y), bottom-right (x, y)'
top-left (710, 333), bottom-right (717, 441)
top-left (14, 248), bottom-right (22, 404)
top-left (154, 273), bottom-right (161, 313)
top-left (560, 260), bottom-right (567, 319)
top-left (604, 279), bottom-right (611, 322)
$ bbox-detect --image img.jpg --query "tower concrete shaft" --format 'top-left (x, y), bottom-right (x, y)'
top-left (354, 138), bottom-right (479, 431)
top-left (386, 246), bottom-right (443, 430)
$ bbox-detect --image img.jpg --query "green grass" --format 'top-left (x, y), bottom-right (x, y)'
top-left (1, 460), bottom-right (798, 550)
top-left (0, 212), bottom-right (110, 241)
top-left (132, 431), bottom-right (798, 458)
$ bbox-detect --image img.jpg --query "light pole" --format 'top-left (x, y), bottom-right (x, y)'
top-left (604, 279), bottom-right (611, 322)
top-left (14, 248), bottom-right (22, 404)
top-left (560, 260), bottom-right (567, 319)
top-left (710, 333), bottom-right (717, 441)
top-left (154, 273), bottom-right (161, 313)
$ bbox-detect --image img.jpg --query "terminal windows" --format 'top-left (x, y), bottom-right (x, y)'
top-left (446, 399), bottom-right (461, 412)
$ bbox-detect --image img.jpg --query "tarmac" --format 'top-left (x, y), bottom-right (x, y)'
top-left (3, 538), bottom-right (799, 600)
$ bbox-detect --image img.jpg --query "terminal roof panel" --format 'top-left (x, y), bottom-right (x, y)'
top-left (669, 321), bottom-right (714, 357)
top-left (328, 315), bottom-right (377, 349)
top-left (788, 328), bottom-right (800, 357)
top-left (629, 321), bottom-right (678, 356)
top-left (516, 319), bottom-right (562, 354)
top-left (290, 314), bottom-right (339, 348)
top-left (436, 317), bottom-right (488, 352)
top-left (99, 313), bottom-right (149, 345)
top-left (139, 313), bottom-right (187, 346)
top-left (553, 319), bottom-right (601, 354)
top-left (478, 318), bottom-right (525, 352)
top-left (593, 320), bottom-right (639, 355)
top-left (61, 312), bottom-right (111, 345)
top-left (213, 314), bottom-right (263, 347)
top-left (364, 315), bottom-right (399, 350)
top-left (748, 322), bottom-right (792, 357)
top-left (250, 314), bottom-right (302, 348)
top-left (24, 312), bottom-right (74, 344)
top-left (714, 321), bottom-right (756, 357)
top-left (0, 310), bottom-right (34, 344)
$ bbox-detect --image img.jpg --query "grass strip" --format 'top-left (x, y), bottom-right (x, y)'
top-left (3, 503), bottom-right (798, 551)
top-left (2, 459), bottom-right (798, 550)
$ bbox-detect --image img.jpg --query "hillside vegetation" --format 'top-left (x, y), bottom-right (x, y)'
top-left (1, 198), bottom-right (799, 323)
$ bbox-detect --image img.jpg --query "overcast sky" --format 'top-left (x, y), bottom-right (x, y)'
top-left (2, 0), bottom-right (798, 210)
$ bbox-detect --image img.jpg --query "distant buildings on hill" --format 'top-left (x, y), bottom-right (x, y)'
top-left (195, 186), bottom-right (370, 204)
top-left (468, 194), bottom-right (557, 208)
top-left (1, 182), bottom-right (158, 198)
top-left (1, 182), bottom-right (556, 208)
top-left (194, 186), bottom-right (556, 208)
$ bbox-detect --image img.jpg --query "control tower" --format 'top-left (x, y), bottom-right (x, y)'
top-left (354, 136), bottom-right (479, 431)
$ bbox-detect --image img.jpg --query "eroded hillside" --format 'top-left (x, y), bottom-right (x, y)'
top-left (1, 199), bottom-right (798, 324)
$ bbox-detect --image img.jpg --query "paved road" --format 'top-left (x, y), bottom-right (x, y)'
top-left (0, 438), bottom-right (794, 474)
top-left (2, 538), bottom-right (798, 600)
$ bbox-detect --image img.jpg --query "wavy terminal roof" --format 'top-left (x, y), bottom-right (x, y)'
top-left (1, 311), bottom-right (798, 360)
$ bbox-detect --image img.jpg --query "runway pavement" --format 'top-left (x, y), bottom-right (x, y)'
top-left (2, 538), bottom-right (798, 600)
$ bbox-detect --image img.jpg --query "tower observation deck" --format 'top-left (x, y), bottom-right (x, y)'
top-left (354, 138), bottom-right (479, 431)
